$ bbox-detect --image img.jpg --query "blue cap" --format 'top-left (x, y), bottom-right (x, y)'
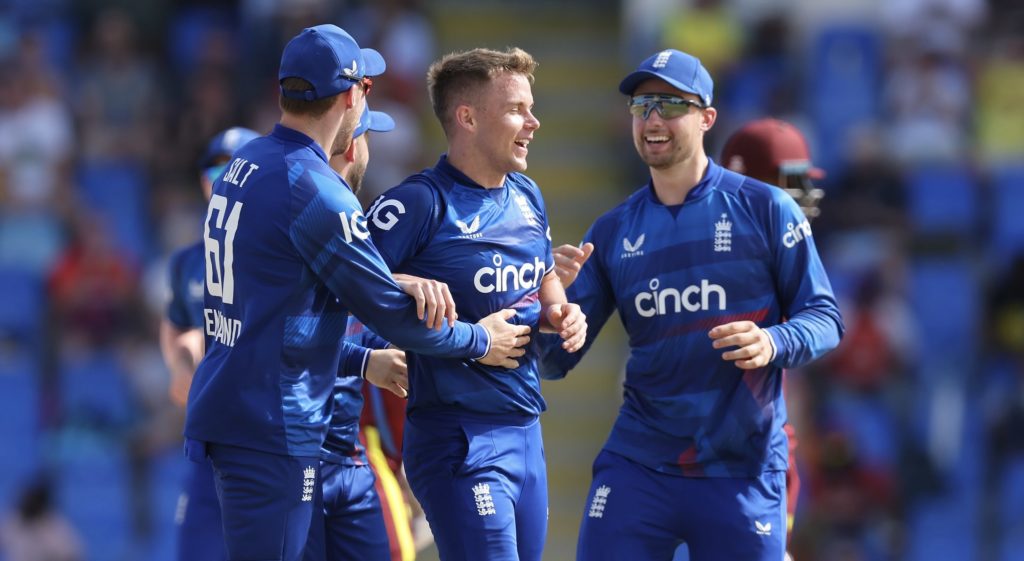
top-left (353, 105), bottom-right (395, 139)
top-left (199, 127), bottom-right (260, 169)
top-left (278, 24), bottom-right (386, 101)
top-left (619, 49), bottom-right (714, 106)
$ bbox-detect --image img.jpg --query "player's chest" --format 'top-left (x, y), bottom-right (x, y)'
top-left (607, 207), bottom-right (770, 315)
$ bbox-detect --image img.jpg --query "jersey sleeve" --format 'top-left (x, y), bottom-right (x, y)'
top-left (164, 249), bottom-right (194, 329)
top-left (365, 180), bottom-right (439, 270)
top-left (289, 174), bottom-right (489, 360)
top-left (762, 191), bottom-right (844, 368)
top-left (338, 340), bottom-right (372, 378)
top-left (538, 219), bottom-right (618, 379)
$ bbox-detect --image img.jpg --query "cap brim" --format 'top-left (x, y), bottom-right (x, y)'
top-left (361, 48), bottom-right (385, 77)
top-left (367, 110), bottom-right (395, 133)
top-left (619, 69), bottom-right (698, 98)
top-left (808, 166), bottom-right (825, 180)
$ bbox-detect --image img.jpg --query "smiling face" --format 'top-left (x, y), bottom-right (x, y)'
top-left (630, 78), bottom-right (716, 171)
top-left (473, 72), bottom-right (540, 178)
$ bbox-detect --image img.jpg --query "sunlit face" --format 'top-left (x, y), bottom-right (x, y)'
top-left (472, 72), bottom-right (540, 178)
top-left (630, 78), bottom-right (715, 170)
top-left (346, 134), bottom-right (369, 194)
top-left (331, 83), bottom-right (368, 156)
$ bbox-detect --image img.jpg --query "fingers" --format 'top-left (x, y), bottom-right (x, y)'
top-left (442, 283), bottom-right (457, 327)
top-left (428, 281), bottom-right (445, 330)
top-left (711, 332), bottom-right (758, 350)
top-left (708, 320), bottom-right (756, 340)
top-left (580, 242), bottom-right (595, 261)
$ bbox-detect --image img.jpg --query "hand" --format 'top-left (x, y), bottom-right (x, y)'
top-left (552, 242), bottom-right (594, 288)
top-left (394, 273), bottom-right (457, 330)
top-left (545, 303), bottom-right (587, 352)
top-left (709, 321), bottom-right (774, 370)
top-left (476, 309), bottom-right (531, 368)
top-left (365, 349), bottom-right (409, 398)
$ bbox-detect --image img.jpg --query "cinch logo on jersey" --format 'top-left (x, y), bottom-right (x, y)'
top-left (782, 219), bottom-right (812, 249)
top-left (473, 254), bottom-right (546, 294)
top-left (366, 197), bottom-right (405, 231)
top-left (634, 278), bottom-right (727, 317)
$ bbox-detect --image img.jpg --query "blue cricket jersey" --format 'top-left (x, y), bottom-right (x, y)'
top-left (319, 320), bottom-right (389, 465)
top-left (184, 125), bottom-right (491, 457)
top-left (366, 155), bottom-right (554, 420)
top-left (539, 159), bottom-right (843, 477)
top-left (166, 241), bottom-right (205, 329)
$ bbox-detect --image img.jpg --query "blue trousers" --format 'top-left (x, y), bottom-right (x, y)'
top-left (404, 415), bottom-right (548, 561)
top-left (576, 450), bottom-right (786, 561)
top-left (303, 461), bottom-right (391, 561)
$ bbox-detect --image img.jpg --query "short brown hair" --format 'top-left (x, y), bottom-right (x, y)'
top-left (426, 47), bottom-right (537, 135)
top-left (279, 77), bottom-right (340, 117)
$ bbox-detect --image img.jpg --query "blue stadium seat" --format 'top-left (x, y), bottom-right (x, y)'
top-left (906, 163), bottom-right (978, 237)
top-left (805, 24), bottom-right (882, 173)
top-left (989, 164), bottom-right (1024, 256)
top-left (908, 258), bottom-right (979, 368)
top-left (75, 160), bottom-right (151, 263)
top-left (0, 347), bottom-right (41, 511)
top-left (169, 7), bottom-right (236, 75)
top-left (0, 268), bottom-right (45, 345)
top-left (59, 349), bottom-right (137, 429)
top-left (0, 210), bottom-right (65, 275)
top-left (54, 440), bottom-right (133, 561)
top-left (141, 445), bottom-right (188, 561)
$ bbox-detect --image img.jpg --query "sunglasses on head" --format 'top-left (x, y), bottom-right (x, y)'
top-left (628, 94), bottom-right (705, 120)
top-left (342, 74), bottom-right (373, 96)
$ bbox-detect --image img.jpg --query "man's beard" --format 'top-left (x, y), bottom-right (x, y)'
top-left (331, 115), bottom-right (359, 156)
top-left (346, 162), bottom-right (366, 194)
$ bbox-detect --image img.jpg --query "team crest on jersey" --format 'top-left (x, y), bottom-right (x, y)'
top-left (472, 482), bottom-right (496, 516)
top-left (713, 213), bottom-right (732, 252)
top-left (588, 485), bottom-right (611, 518)
top-left (301, 465), bottom-right (316, 502)
top-left (455, 215), bottom-right (482, 238)
top-left (621, 234), bottom-right (645, 258)
top-left (514, 193), bottom-right (537, 226)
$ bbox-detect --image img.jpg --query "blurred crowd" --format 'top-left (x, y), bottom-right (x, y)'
top-left (0, 0), bottom-right (1021, 560)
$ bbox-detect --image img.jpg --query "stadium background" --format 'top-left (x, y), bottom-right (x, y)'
top-left (0, 0), bottom-right (1022, 559)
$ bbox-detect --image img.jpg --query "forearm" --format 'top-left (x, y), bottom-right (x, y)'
top-left (538, 272), bottom-right (568, 333)
top-left (765, 306), bottom-right (844, 368)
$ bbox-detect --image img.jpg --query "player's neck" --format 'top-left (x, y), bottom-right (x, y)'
top-left (649, 152), bottom-right (709, 206)
top-left (279, 113), bottom-right (341, 161)
top-left (447, 144), bottom-right (506, 189)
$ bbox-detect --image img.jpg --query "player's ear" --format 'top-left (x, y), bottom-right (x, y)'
top-left (700, 107), bottom-right (717, 132)
top-left (454, 104), bottom-right (475, 133)
top-left (341, 87), bottom-right (357, 110)
top-left (342, 137), bottom-right (357, 163)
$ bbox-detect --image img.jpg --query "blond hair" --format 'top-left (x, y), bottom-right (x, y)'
top-left (426, 47), bottom-right (537, 135)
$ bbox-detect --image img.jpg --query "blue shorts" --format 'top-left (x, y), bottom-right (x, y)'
top-left (576, 450), bottom-right (786, 561)
top-left (190, 440), bottom-right (319, 561)
top-left (303, 462), bottom-right (390, 561)
top-left (177, 458), bottom-right (227, 561)
top-left (403, 415), bottom-right (547, 561)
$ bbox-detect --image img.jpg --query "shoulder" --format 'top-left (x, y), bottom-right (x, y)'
top-left (591, 186), bottom-right (647, 236)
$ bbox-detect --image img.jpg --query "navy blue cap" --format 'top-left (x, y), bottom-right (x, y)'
top-left (278, 24), bottom-right (386, 101)
top-left (353, 105), bottom-right (395, 139)
top-left (199, 127), bottom-right (260, 169)
top-left (619, 49), bottom-right (714, 106)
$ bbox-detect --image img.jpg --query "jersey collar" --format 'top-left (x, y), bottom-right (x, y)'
top-left (436, 154), bottom-right (508, 194)
top-left (272, 124), bottom-right (329, 164)
top-left (646, 157), bottom-right (723, 206)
